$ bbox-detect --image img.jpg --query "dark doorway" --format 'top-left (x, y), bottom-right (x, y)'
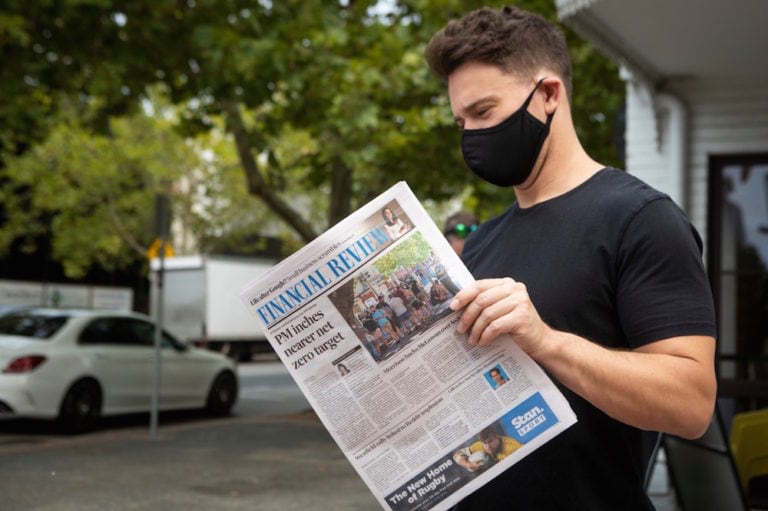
top-left (708, 154), bottom-right (768, 414)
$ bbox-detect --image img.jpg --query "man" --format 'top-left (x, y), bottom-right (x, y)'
top-left (425, 6), bottom-right (717, 510)
top-left (444, 210), bottom-right (479, 256)
top-left (488, 367), bottom-right (508, 388)
top-left (453, 426), bottom-right (522, 471)
top-left (387, 293), bottom-right (415, 334)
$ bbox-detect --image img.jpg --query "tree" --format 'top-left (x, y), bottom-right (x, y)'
top-left (0, 105), bottom-right (195, 278)
top-left (0, 0), bottom-right (624, 277)
top-left (374, 232), bottom-right (433, 277)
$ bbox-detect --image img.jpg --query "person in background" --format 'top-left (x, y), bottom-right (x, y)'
top-left (369, 304), bottom-right (402, 344)
top-left (360, 312), bottom-right (388, 355)
top-left (429, 278), bottom-right (451, 306)
top-left (426, 5), bottom-right (716, 510)
top-left (387, 293), bottom-right (415, 334)
top-left (444, 210), bottom-right (479, 256)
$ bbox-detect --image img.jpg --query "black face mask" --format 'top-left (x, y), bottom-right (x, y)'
top-left (461, 79), bottom-right (555, 187)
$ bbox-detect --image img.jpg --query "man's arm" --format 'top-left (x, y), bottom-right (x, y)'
top-left (451, 278), bottom-right (717, 439)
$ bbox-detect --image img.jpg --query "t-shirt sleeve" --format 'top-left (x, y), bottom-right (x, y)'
top-left (615, 197), bottom-right (716, 347)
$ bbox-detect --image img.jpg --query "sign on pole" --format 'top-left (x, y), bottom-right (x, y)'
top-left (150, 193), bottom-right (170, 439)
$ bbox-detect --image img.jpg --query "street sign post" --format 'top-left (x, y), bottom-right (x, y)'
top-left (150, 193), bottom-right (171, 439)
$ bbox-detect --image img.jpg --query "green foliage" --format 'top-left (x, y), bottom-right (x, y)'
top-left (374, 232), bottom-right (433, 276)
top-left (0, 107), bottom-right (194, 277)
top-left (0, 0), bottom-right (624, 278)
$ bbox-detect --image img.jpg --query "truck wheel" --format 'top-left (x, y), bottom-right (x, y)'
top-left (237, 344), bottom-right (253, 362)
top-left (58, 379), bottom-right (102, 434)
top-left (206, 371), bottom-right (238, 416)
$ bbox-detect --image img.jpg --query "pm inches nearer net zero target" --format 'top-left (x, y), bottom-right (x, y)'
top-left (239, 182), bottom-right (577, 511)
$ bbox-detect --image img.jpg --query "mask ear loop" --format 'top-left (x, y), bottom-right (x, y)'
top-left (521, 77), bottom-right (547, 110)
top-left (524, 77), bottom-right (556, 130)
top-left (517, 78), bottom-right (557, 191)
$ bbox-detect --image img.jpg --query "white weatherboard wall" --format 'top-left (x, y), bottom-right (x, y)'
top-left (624, 77), bottom-right (686, 205)
top-left (623, 75), bottom-right (768, 254)
top-left (679, 77), bottom-right (768, 224)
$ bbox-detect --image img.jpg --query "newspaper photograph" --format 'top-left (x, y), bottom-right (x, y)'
top-left (239, 181), bottom-right (577, 511)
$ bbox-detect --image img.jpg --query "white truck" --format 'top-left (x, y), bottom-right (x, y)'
top-left (149, 255), bottom-right (276, 361)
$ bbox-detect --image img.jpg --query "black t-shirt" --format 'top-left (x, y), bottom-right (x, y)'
top-left (458, 168), bottom-right (716, 510)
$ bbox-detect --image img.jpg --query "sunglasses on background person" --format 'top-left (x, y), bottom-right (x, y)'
top-left (445, 223), bottom-right (477, 238)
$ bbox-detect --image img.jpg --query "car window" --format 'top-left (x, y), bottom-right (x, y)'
top-left (127, 318), bottom-right (156, 347)
top-left (79, 318), bottom-right (117, 345)
top-left (0, 312), bottom-right (68, 339)
top-left (129, 320), bottom-right (182, 349)
top-left (164, 331), bottom-right (182, 347)
top-left (79, 318), bottom-right (150, 346)
top-left (79, 317), bottom-right (182, 348)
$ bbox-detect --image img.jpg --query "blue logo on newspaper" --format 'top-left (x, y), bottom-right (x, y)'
top-left (501, 392), bottom-right (558, 444)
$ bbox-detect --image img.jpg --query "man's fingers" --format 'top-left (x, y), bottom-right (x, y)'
top-left (467, 291), bottom-right (521, 345)
top-left (452, 278), bottom-right (527, 344)
top-left (451, 278), bottom-right (516, 311)
top-left (450, 282), bottom-right (481, 311)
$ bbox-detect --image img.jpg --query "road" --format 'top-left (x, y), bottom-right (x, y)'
top-left (0, 356), bottom-right (310, 442)
top-left (233, 356), bottom-right (311, 417)
top-left (0, 357), bottom-right (677, 511)
top-left (0, 357), bottom-right (381, 511)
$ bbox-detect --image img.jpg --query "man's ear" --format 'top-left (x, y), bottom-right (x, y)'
top-left (541, 77), bottom-right (562, 114)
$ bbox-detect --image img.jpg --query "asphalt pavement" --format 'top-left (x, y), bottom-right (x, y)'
top-left (0, 360), bottom-right (380, 511)
top-left (0, 358), bottom-right (677, 511)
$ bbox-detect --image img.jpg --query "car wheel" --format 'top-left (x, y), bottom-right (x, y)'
top-left (206, 371), bottom-right (238, 416)
top-left (58, 379), bottom-right (102, 434)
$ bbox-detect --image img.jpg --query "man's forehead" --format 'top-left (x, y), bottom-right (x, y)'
top-left (448, 63), bottom-right (533, 110)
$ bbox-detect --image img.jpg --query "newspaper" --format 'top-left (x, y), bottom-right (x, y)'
top-left (239, 182), bottom-right (577, 511)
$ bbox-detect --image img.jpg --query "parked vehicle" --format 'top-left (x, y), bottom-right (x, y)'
top-left (149, 255), bottom-right (276, 361)
top-left (0, 307), bottom-right (238, 432)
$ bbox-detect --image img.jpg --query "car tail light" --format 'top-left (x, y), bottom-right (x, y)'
top-left (3, 355), bottom-right (47, 373)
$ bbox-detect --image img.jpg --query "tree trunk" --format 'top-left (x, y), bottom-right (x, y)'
top-left (222, 101), bottom-right (318, 244)
top-left (328, 157), bottom-right (352, 227)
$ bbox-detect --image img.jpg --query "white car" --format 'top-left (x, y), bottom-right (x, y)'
top-left (0, 307), bottom-right (238, 432)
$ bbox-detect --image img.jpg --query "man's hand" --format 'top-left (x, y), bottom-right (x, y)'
top-left (449, 282), bottom-right (716, 439)
top-left (450, 278), bottom-right (551, 356)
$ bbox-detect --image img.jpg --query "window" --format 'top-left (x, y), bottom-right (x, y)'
top-left (709, 155), bottom-right (768, 412)
top-left (80, 317), bottom-right (154, 347)
top-left (79, 316), bottom-right (182, 349)
top-left (0, 312), bottom-right (67, 339)
top-left (79, 318), bottom-right (113, 345)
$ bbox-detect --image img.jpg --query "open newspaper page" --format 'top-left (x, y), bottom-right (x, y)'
top-left (239, 182), bottom-right (577, 511)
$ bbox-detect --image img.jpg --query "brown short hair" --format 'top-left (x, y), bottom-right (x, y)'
top-left (478, 426), bottom-right (501, 442)
top-left (444, 210), bottom-right (478, 234)
top-left (425, 6), bottom-right (572, 98)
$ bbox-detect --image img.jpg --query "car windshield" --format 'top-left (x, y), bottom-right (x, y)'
top-left (0, 312), bottom-right (68, 339)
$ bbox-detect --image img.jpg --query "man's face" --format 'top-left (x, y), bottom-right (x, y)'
top-left (482, 434), bottom-right (502, 455)
top-left (448, 61), bottom-right (542, 131)
top-left (447, 235), bottom-right (465, 256)
top-left (491, 370), bottom-right (505, 385)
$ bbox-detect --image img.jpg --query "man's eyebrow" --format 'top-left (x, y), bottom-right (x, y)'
top-left (454, 94), bottom-right (497, 124)
top-left (464, 95), bottom-right (497, 113)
